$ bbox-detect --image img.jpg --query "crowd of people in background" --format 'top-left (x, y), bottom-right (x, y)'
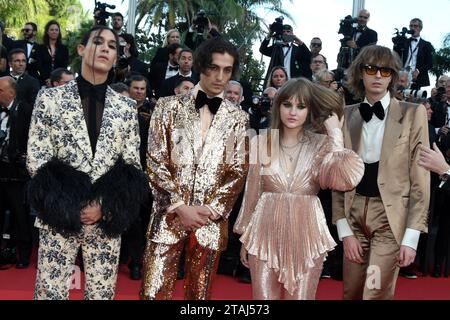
top-left (0, 7), bottom-right (449, 301)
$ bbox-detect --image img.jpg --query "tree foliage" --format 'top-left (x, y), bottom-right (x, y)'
top-left (134, 0), bottom-right (291, 92)
top-left (431, 33), bottom-right (450, 77)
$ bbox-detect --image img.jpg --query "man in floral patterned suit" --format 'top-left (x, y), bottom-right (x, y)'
top-left (26, 25), bottom-right (148, 300)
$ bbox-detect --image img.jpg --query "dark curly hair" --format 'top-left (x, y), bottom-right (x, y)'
top-left (193, 37), bottom-right (240, 79)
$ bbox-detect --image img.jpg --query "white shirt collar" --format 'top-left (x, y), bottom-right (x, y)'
top-left (178, 71), bottom-right (192, 77)
top-left (363, 91), bottom-right (390, 112)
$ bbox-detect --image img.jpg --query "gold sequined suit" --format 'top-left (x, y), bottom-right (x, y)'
top-left (140, 92), bottom-right (249, 300)
top-left (234, 129), bottom-right (364, 299)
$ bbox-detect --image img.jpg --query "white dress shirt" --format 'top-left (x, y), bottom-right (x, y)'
top-left (165, 63), bottom-right (179, 79)
top-left (406, 36), bottom-right (421, 71)
top-left (282, 44), bottom-right (292, 79)
top-left (336, 92), bottom-right (421, 250)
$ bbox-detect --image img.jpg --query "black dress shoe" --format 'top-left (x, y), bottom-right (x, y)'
top-left (400, 267), bottom-right (417, 279)
top-left (432, 264), bottom-right (441, 278)
top-left (130, 265), bottom-right (142, 280)
top-left (237, 268), bottom-right (251, 284)
top-left (0, 248), bottom-right (17, 269)
top-left (16, 260), bottom-right (30, 269)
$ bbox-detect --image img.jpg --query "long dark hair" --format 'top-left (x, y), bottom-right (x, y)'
top-left (43, 20), bottom-right (62, 47)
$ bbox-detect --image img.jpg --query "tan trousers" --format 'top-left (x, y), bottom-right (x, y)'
top-left (34, 225), bottom-right (121, 300)
top-left (343, 194), bottom-right (400, 300)
top-left (140, 232), bottom-right (222, 300)
top-left (248, 254), bottom-right (324, 300)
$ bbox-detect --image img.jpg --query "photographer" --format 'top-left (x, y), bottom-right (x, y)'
top-left (93, 1), bottom-right (116, 26)
top-left (394, 18), bottom-right (434, 90)
top-left (249, 87), bottom-right (277, 133)
top-left (112, 13), bottom-right (124, 35)
top-left (0, 76), bottom-right (33, 269)
top-left (114, 33), bottom-right (150, 83)
top-left (431, 79), bottom-right (450, 145)
top-left (394, 70), bottom-right (411, 101)
top-left (260, 22), bottom-right (312, 81)
top-left (185, 10), bottom-right (221, 51)
top-left (430, 75), bottom-right (448, 104)
top-left (346, 9), bottom-right (378, 52)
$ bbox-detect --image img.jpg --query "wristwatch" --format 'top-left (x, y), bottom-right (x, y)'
top-left (441, 168), bottom-right (450, 181)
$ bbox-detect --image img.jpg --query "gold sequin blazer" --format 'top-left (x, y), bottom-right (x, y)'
top-left (146, 94), bottom-right (249, 251)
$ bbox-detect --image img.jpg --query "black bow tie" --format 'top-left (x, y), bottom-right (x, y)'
top-left (282, 43), bottom-right (291, 48)
top-left (168, 65), bottom-right (179, 71)
top-left (359, 101), bottom-right (385, 122)
top-left (195, 90), bottom-right (222, 115)
top-left (0, 107), bottom-right (9, 114)
top-left (411, 38), bottom-right (418, 42)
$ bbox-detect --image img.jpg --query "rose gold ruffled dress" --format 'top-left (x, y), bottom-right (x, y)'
top-left (234, 129), bottom-right (364, 297)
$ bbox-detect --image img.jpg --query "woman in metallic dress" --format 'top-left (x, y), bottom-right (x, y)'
top-left (234, 78), bottom-right (364, 299)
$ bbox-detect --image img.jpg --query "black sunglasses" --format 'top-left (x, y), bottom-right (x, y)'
top-left (362, 64), bottom-right (394, 77)
top-left (311, 43), bottom-right (322, 47)
top-left (22, 28), bottom-right (33, 32)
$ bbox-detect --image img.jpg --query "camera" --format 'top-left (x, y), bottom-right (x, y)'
top-left (117, 39), bottom-right (128, 69)
top-left (435, 86), bottom-right (446, 99)
top-left (252, 93), bottom-right (272, 113)
top-left (392, 27), bottom-right (413, 55)
top-left (94, 1), bottom-right (116, 26)
top-left (269, 16), bottom-right (284, 41)
top-left (338, 15), bottom-right (358, 44)
top-left (402, 89), bottom-right (427, 102)
top-left (193, 10), bottom-right (209, 35)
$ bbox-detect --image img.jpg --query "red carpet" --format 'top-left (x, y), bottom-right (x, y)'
top-left (1, 261), bottom-right (450, 300)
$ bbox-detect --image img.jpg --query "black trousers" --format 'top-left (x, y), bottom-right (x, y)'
top-left (0, 163), bottom-right (31, 259)
top-left (121, 194), bottom-right (152, 268)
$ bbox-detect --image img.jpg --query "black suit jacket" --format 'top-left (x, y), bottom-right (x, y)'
top-left (150, 47), bottom-right (168, 70)
top-left (259, 38), bottom-right (312, 79)
top-left (128, 56), bottom-right (150, 79)
top-left (157, 72), bottom-right (199, 98)
top-left (430, 101), bottom-right (448, 128)
top-left (353, 26), bottom-right (377, 49)
top-left (5, 99), bottom-right (33, 178)
top-left (400, 38), bottom-right (434, 89)
top-left (12, 72), bottom-right (40, 107)
top-left (395, 38), bottom-right (434, 89)
top-left (36, 43), bottom-right (69, 85)
top-left (12, 40), bottom-right (40, 79)
top-left (149, 62), bottom-right (169, 97)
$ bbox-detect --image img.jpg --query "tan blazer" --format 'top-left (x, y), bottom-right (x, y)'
top-left (332, 98), bottom-right (430, 245)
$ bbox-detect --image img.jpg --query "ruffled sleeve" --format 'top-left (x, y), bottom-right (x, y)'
top-left (314, 128), bottom-right (364, 191)
top-left (233, 136), bottom-right (262, 235)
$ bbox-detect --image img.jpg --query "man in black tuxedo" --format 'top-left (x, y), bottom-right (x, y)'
top-left (346, 9), bottom-right (378, 55)
top-left (260, 24), bottom-right (312, 81)
top-left (157, 48), bottom-right (199, 98)
top-left (395, 18), bottom-right (434, 90)
top-left (0, 76), bottom-right (33, 269)
top-left (149, 43), bottom-right (182, 98)
top-left (12, 22), bottom-right (40, 80)
top-left (8, 48), bottom-right (40, 106)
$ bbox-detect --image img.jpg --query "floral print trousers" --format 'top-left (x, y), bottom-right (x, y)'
top-left (34, 225), bottom-right (121, 300)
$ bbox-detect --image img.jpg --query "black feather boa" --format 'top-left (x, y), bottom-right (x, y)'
top-left (27, 156), bottom-right (150, 238)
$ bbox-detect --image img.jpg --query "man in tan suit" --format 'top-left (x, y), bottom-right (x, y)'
top-left (332, 45), bottom-right (429, 300)
top-left (140, 37), bottom-right (249, 300)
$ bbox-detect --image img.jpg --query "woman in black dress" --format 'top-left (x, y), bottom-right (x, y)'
top-left (37, 20), bottom-right (69, 86)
